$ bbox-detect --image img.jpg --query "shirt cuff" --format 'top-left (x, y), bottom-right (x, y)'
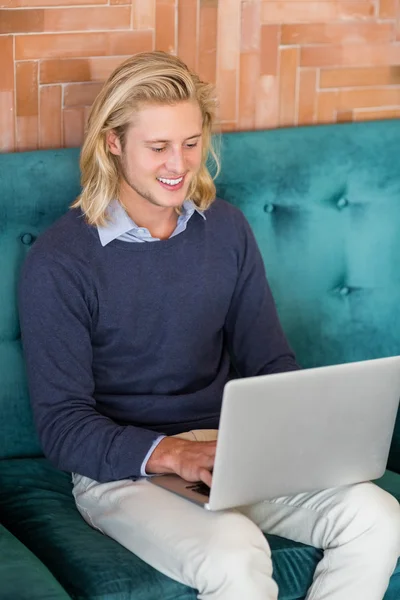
top-left (140, 435), bottom-right (166, 477)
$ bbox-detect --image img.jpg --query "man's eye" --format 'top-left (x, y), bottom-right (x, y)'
top-left (152, 147), bottom-right (166, 153)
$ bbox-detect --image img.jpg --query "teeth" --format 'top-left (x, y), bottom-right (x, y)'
top-left (157, 176), bottom-right (183, 186)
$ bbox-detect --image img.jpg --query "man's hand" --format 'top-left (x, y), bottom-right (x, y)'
top-left (146, 437), bottom-right (216, 487)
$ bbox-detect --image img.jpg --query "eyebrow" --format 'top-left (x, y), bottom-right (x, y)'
top-left (144, 133), bottom-right (202, 144)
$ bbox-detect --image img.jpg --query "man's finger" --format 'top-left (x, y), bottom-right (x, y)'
top-left (198, 441), bottom-right (217, 455)
top-left (199, 468), bottom-right (212, 488)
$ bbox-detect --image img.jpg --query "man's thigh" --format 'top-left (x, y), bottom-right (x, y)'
top-left (238, 482), bottom-right (398, 549)
top-left (72, 474), bottom-right (269, 589)
top-left (173, 429), bottom-right (218, 442)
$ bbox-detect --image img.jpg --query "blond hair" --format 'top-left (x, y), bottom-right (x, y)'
top-left (72, 51), bottom-right (220, 226)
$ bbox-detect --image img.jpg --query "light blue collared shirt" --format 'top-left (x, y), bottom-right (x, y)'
top-left (97, 198), bottom-right (206, 476)
top-left (97, 199), bottom-right (206, 247)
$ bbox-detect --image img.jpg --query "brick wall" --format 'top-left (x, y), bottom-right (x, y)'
top-left (1, 0), bottom-right (400, 153)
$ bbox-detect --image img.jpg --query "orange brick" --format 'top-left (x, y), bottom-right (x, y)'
top-left (298, 68), bottom-right (317, 126)
top-left (87, 57), bottom-right (128, 81)
top-left (198, 0), bottom-right (217, 84)
top-left (40, 57), bottom-right (127, 84)
top-left (218, 69), bottom-right (237, 122)
top-left (156, 1), bottom-right (176, 53)
top-left (133, 0), bottom-right (155, 30)
top-left (337, 87), bottom-right (400, 110)
top-left (64, 82), bottom-right (104, 108)
top-left (41, 59), bottom-right (91, 84)
top-left (337, 110), bottom-right (354, 123)
top-left (279, 47), bottom-right (299, 127)
top-left (218, 0), bottom-right (240, 72)
top-left (39, 85), bottom-right (62, 149)
top-left (241, 0), bottom-right (261, 53)
top-left (0, 91), bottom-right (15, 152)
top-left (0, 9), bottom-right (43, 34)
top-left (301, 43), bottom-right (400, 68)
top-left (43, 6), bottom-right (131, 32)
top-left (16, 30), bottom-right (153, 60)
top-left (63, 107), bottom-right (85, 148)
top-left (255, 74), bottom-right (279, 129)
top-left (16, 61), bottom-right (38, 118)
top-left (217, 0), bottom-right (240, 121)
top-left (3, 0), bottom-right (106, 5)
top-left (0, 37), bottom-right (14, 92)
top-left (178, 0), bottom-right (198, 71)
top-left (281, 22), bottom-right (394, 46)
top-left (110, 0), bottom-right (130, 4)
top-left (16, 33), bottom-right (111, 60)
top-left (320, 66), bottom-right (400, 88)
top-left (396, 9), bottom-right (400, 42)
top-left (16, 116), bottom-right (38, 152)
top-left (354, 107), bottom-right (400, 121)
top-left (261, 1), bottom-right (375, 24)
top-left (108, 30), bottom-right (153, 55)
top-left (220, 121), bottom-right (237, 132)
top-left (379, 0), bottom-right (398, 18)
top-left (317, 91), bottom-right (339, 124)
top-left (238, 52), bottom-right (259, 130)
top-left (260, 25), bottom-right (280, 76)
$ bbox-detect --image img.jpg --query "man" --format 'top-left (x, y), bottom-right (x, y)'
top-left (19, 51), bottom-right (400, 600)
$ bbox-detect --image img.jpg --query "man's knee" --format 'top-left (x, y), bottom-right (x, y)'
top-left (330, 483), bottom-right (400, 551)
top-left (197, 512), bottom-right (272, 586)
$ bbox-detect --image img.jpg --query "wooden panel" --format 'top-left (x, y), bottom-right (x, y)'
top-left (1, 0), bottom-right (400, 152)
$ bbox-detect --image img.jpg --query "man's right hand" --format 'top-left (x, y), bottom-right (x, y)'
top-left (146, 437), bottom-right (216, 487)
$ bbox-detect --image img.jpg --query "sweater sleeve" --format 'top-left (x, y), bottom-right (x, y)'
top-left (224, 212), bottom-right (300, 377)
top-left (18, 251), bottom-right (162, 482)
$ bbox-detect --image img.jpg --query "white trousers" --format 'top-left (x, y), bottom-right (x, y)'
top-left (72, 430), bottom-right (400, 600)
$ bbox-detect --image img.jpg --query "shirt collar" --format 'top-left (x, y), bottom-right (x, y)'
top-left (97, 199), bottom-right (206, 247)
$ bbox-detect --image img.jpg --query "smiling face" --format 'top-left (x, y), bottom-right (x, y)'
top-left (108, 100), bottom-right (204, 211)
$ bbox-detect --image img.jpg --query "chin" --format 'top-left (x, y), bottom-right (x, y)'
top-left (164, 197), bottom-right (187, 209)
top-left (155, 188), bottom-right (190, 207)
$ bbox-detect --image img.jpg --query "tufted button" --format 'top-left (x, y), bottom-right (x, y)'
top-left (339, 286), bottom-right (350, 297)
top-left (264, 203), bottom-right (275, 214)
top-left (21, 233), bottom-right (35, 245)
top-left (336, 197), bottom-right (348, 209)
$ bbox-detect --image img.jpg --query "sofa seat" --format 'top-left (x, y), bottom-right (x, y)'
top-left (0, 521), bottom-right (71, 599)
top-left (0, 458), bottom-right (399, 600)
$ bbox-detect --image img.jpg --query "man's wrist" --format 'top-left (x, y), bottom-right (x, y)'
top-left (145, 436), bottom-right (184, 474)
top-left (141, 435), bottom-right (166, 476)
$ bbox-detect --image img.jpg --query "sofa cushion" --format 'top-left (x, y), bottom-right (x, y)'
top-left (0, 458), bottom-right (325, 600)
top-left (0, 522), bottom-right (71, 599)
top-left (1, 458), bottom-right (399, 600)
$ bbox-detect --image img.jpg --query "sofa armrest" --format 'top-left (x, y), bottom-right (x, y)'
top-left (0, 524), bottom-right (71, 599)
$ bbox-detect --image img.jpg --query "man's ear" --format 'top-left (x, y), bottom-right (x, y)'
top-left (106, 130), bottom-right (122, 156)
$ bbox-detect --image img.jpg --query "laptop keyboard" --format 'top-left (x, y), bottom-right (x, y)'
top-left (186, 482), bottom-right (210, 497)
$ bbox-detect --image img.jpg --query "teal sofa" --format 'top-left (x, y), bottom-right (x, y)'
top-left (0, 523), bottom-right (70, 599)
top-left (1, 119), bottom-right (400, 599)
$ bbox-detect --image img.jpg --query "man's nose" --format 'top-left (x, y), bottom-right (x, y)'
top-left (166, 148), bottom-right (185, 174)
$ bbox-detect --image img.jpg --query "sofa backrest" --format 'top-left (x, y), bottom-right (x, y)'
top-left (0, 149), bottom-right (81, 459)
top-left (1, 120), bottom-right (400, 471)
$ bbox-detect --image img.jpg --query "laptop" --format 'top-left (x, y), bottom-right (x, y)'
top-left (149, 356), bottom-right (400, 511)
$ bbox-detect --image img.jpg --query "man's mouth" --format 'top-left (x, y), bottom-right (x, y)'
top-left (156, 175), bottom-right (185, 191)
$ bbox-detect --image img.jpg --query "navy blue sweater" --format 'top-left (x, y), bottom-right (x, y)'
top-left (19, 199), bottom-right (298, 482)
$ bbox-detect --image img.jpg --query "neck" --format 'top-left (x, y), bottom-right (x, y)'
top-left (119, 180), bottom-right (179, 240)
